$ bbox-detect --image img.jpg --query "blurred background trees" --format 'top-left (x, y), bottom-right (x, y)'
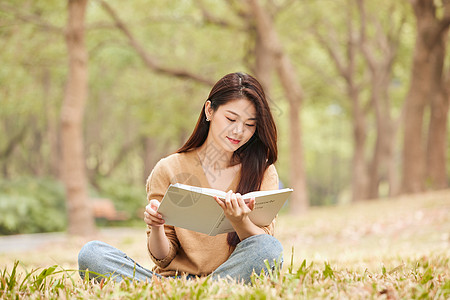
top-left (0, 0), bottom-right (448, 235)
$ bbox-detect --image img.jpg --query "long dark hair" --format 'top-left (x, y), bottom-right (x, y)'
top-left (177, 72), bottom-right (278, 246)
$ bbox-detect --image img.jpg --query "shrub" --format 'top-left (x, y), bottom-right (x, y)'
top-left (0, 177), bottom-right (67, 234)
top-left (95, 178), bottom-right (145, 224)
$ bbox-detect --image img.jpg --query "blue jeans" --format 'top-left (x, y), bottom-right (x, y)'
top-left (78, 234), bottom-right (283, 284)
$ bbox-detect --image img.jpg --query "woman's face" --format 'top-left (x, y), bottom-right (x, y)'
top-left (206, 98), bottom-right (257, 153)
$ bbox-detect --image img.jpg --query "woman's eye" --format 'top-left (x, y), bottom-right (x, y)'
top-left (226, 117), bottom-right (236, 122)
top-left (246, 124), bottom-right (256, 127)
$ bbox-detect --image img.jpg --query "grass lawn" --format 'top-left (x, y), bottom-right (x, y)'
top-left (1, 189), bottom-right (449, 299)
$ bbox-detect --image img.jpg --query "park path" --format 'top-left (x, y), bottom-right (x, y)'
top-left (0, 232), bottom-right (66, 254)
top-left (0, 227), bottom-right (155, 272)
top-left (0, 227), bottom-right (143, 254)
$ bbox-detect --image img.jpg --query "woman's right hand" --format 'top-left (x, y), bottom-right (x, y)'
top-left (144, 199), bottom-right (165, 227)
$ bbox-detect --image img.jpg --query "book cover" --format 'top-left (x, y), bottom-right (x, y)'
top-left (157, 183), bottom-right (293, 236)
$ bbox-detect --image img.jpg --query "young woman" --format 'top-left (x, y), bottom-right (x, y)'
top-left (78, 72), bottom-right (283, 284)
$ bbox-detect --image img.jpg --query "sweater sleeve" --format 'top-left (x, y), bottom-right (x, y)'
top-left (145, 159), bottom-right (180, 268)
top-left (258, 164), bottom-right (279, 235)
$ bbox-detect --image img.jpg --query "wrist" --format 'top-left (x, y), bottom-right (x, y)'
top-left (150, 224), bottom-right (165, 232)
top-left (230, 215), bottom-right (252, 228)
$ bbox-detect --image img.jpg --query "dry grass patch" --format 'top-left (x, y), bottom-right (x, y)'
top-left (0, 189), bottom-right (449, 299)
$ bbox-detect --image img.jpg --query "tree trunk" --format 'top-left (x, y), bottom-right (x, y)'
top-left (253, 32), bottom-right (275, 94)
top-left (284, 81), bottom-right (308, 213)
top-left (401, 45), bottom-right (428, 193)
top-left (312, 4), bottom-right (373, 202)
top-left (61, 0), bottom-right (95, 236)
top-left (367, 72), bottom-right (396, 198)
top-left (426, 62), bottom-right (449, 189)
top-left (247, 0), bottom-right (309, 213)
top-left (368, 115), bottom-right (392, 198)
top-left (402, 0), bottom-right (450, 193)
top-left (350, 86), bottom-right (370, 201)
top-left (387, 133), bottom-right (401, 196)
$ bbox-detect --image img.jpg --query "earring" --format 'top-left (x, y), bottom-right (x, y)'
top-left (206, 116), bottom-right (210, 122)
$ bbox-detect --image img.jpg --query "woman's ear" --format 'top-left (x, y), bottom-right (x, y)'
top-left (205, 100), bottom-right (213, 121)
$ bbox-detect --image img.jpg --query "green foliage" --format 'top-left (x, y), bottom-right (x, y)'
top-left (302, 103), bottom-right (352, 205)
top-left (0, 178), bottom-right (67, 234)
top-left (95, 178), bottom-right (145, 224)
top-left (0, 0), bottom-right (442, 225)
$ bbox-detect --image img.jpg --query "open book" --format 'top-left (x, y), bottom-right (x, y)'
top-left (157, 183), bottom-right (293, 236)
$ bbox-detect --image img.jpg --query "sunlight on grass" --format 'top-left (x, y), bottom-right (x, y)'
top-left (0, 190), bottom-right (449, 298)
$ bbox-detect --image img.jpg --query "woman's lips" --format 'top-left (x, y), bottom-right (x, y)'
top-left (227, 136), bottom-right (241, 144)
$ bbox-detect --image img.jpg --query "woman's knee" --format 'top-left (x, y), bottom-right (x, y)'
top-left (259, 235), bottom-right (283, 262)
top-left (78, 240), bottom-right (107, 272)
top-left (243, 234), bottom-right (283, 263)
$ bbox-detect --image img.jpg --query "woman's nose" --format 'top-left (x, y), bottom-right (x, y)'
top-left (232, 122), bottom-right (244, 134)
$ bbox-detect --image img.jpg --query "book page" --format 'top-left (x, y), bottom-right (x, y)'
top-left (171, 183), bottom-right (227, 199)
top-left (248, 189), bottom-right (293, 226)
top-left (211, 188), bottom-right (293, 234)
top-left (243, 188), bottom-right (293, 199)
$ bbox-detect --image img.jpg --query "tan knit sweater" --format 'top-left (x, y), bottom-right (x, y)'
top-left (145, 149), bottom-right (279, 277)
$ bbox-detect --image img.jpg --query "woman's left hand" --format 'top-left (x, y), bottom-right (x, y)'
top-left (214, 190), bottom-right (255, 225)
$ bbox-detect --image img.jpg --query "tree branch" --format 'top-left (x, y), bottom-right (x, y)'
top-left (387, 6), bottom-right (407, 59)
top-left (104, 137), bottom-right (141, 177)
top-left (439, 0), bottom-right (450, 33)
top-left (225, 0), bottom-right (252, 20)
top-left (355, 0), bottom-right (376, 73)
top-left (0, 2), bottom-right (63, 33)
top-left (246, 0), bottom-right (282, 56)
top-left (98, 0), bottom-right (214, 86)
top-left (0, 126), bottom-right (28, 161)
top-left (311, 26), bottom-right (349, 81)
top-left (196, 0), bottom-right (235, 28)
